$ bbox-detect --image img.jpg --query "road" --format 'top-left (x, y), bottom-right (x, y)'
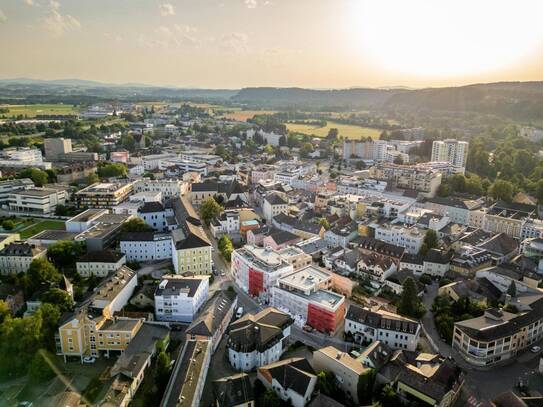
top-left (420, 281), bottom-right (543, 401)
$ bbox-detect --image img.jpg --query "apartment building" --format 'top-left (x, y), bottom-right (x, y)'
top-left (431, 139), bottom-right (469, 172)
top-left (76, 250), bottom-right (126, 277)
top-left (369, 163), bottom-right (442, 197)
top-left (272, 265), bottom-right (346, 334)
top-left (0, 241), bottom-right (47, 275)
top-left (138, 201), bottom-right (172, 232)
top-left (227, 307), bottom-right (293, 371)
top-left (75, 182), bottom-right (135, 209)
top-left (119, 231), bottom-right (172, 262)
top-left (483, 201), bottom-right (537, 239)
top-left (133, 179), bottom-right (186, 199)
top-left (231, 245), bottom-right (294, 303)
top-left (420, 196), bottom-right (483, 226)
top-left (154, 275), bottom-right (209, 323)
top-left (8, 187), bottom-right (67, 215)
top-left (263, 193), bottom-right (289, 222)
top-left (374, 223), bottom-right (425, 254)
top-left (0, 147), bottom-right (48, 169)
top-left (345, 304), bottom-right (421, 351)
top-left (0, 178), bottom-right (34, 208)
top-left (44, 137), bottom-right (72, 160)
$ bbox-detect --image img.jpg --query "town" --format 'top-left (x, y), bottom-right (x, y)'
top-left (0, 97), bottom-right (542, 407)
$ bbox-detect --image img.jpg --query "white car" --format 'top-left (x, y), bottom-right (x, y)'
top-left (83, 356), bottom-right (96, 364)
top-left (531, 346), bottom-right (541, 353)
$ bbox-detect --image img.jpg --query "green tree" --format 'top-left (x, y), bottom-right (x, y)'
top-left (379, 384), bottom-right (400, 407)
top-left (218, 235), bottom-right (234, 262)
top-left (357, 369), bottom-right (375, 405)
top-left (97, 163), bottom-right (127, 178)
top-left (1, 219), bottom-right (15, 231)
top-left (327, 128), bottom-right (339, 140)
top-left (0, 300), bottom-right (10, 324)
top-left (263, 144), bottom-right (274, 154)
top-left (41, 288), bottom-right (73, 313)
top-left (121, 218), bottom-right (153, 233)
top-left (319, 218), bottom-right (331, 230)
top-left (155, 350), bottom-right (171, 391)
top-left (299, 142), bottom-right (314, 158)
top-left (397, 277), bottom-right (424, 318)
top-left (28, 350), bottom-right (55, 383)
top-left (393, 155), bottom-right (404, 165)
top-left (419, 229), bottom-right (438, 256)
top-left (199, 197), bottom-right (223, 226)
top-left (489, 179), bottom-right (514, 202)
top-left (47, 240), bottom-right (85, 271)
top-left (18, 168), bottom-right (49, 187)
top-left (27, 258), bottom-right (61, 291)
top-left (86, 172), bottom-right (100, 185)
top-left (507, 281), bottom-right (517, 297)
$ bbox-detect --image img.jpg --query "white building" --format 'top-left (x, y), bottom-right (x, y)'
top-left (119, 231), bottom-right (172, 262)
top-left (0, 178), bottom-right (34, 208)
top-left (8, 187), bottom-right (67, 215)
top-left (0, 242), bottom-right (47, 275)
top-left (76, 250), bottom-right (127, 277)
top-left (431, 139), bottom-right (469, 172)
top-left (345, 304), bottom-right (421, 351)
top-left (154, 275), bottom-right (209, 323)
top-left (133, 179), bottom-right (186, 199)
top-left (210, 211), bottom-right (240, 238)
top-left (262, 193), bottom-right (288, 222)
top-left (374, 224), bottom-right (425, 254)
top-left (0, 147), bottom-right (50, 169)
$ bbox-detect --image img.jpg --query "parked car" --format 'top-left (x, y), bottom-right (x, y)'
top-left (236, 306), bottom-right (244, 319)
top-left (83, 356), bottom-right (96, 364)
top-left (303, 325), bottom-right (314, 332)
top-left (531, 346), bottom-right (541, 353)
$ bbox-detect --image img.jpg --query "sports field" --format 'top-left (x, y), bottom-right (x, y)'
top-left (286, 120), bottom-right (381, 140)
top-left (0, 104), bottom-right (79, 118)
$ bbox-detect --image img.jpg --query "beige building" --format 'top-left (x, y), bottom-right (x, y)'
top-left (75, 182), bottom-right (135, 209)
top-left (0, 241), bottom-right (47, 275)
top-left (76, 250), bottom-right (126, 277)
top-left (8, 187), bottom-right (67, 215)
top-left (44, 137), bottom-right (72, 160)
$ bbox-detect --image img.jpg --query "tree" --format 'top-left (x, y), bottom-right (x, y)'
top-left (121, 218), bottom-right (153, 233)
top-left (393, 155), bottom-right (404, 165)
top-left (47, 240), bottom-right (85, 271)
top-left (319, 218), bottom-right (331, 230)
top-left (155, 350), bottom-right (171, 391)
top-left (28, 350), bottom-right (55, 383)
top-left (355, 160), bottom-right (366, 170)
top-left (199, 197), bottom-right (223, 226)
top-left (489, 179), bottom-right (514, 203)
top-left (27, 258), bottom-right (61, 290)
top-left (299, 142), bottom-right (314, 158)
top-left (0, 300), bottom-right (10, 324)
top-left (218, 235), bottom-right (234, 261)
top-left (97, 163), bottom-right (127, 178)
top-left (419, 229), bottom-right (438, 256)
top-left (278, 135), bottom-right (287, 146)
top-left (507, 281), bottom-right (517, 297)
top-left (264, 144), bottom-right (274, 155)
top-left (357, 369), bottom-right (375, 405)
top-left (2, 219), bottom-right (15, 231)
top-left (327, 128), bottom-right (339, 140)
top-left (41, 288), bottom-right (73, 313)
top-left (86, 172), bottom-right (100, 185)
top-left (397, 277), bottom-right (424, 318)
top-left (379, 384), bottom-right (400, 407)
top-left (18, 168), bottom-right (48, 187)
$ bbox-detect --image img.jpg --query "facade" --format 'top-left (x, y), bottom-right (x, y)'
top-left (369, 163), bottom-right (442, 197)
top-left (227, 307), bottom-right (293, 371)
top-left (374, 224), bottom-right (425, 254)
top-left (120, 231), bottom-right (172, 262)
top-left (154, 275), bottom-right (209, 323)
top-left (44, 137), bottom-right (72, 160)
top-left (134, 179), bottom-right (185, 199)
top-left (210, 211), bottom-right (241, 238)
top-left (75, 182), bottom-right (135, 209)
top-left (8, 187), bottom-right (67, 215)
top-left (0, 241), bottom-right (47, 275)
top-left (0, 147), bottom-right (48, 169)
top-left (76, 250), bottom-right (126, 277)
top-left (262, 193), bottom-right (288, 222)
top-left (431, 139), bottom-right (469, 172)
top-left (345, 304), bottom-right (421, 351)
top-left (138, 201), bottom-right (172, 232)
top-left (272, 265), bottom-right (346, 334)
top-left (231, 245), bottom-right (294, 303)
top-left (0, 178), bottom-right (34, 208)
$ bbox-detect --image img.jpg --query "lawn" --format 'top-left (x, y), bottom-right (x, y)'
top-left (286, 120), bottom-right (382, 140)
top-left (19, 219), bottom-right (66, 238)
top-left (0, 104), bottom-right (79, 118)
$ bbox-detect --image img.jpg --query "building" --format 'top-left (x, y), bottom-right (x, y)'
top-left (76, 250), bottom-right (127, 277)
top-left (374, 224), bottom-right (425, 254)
top-left (263, 193), bottom-right (289, 222)
top-left (186, 290), bottom-right (238, 352)
top-left (421, 196), bottom-right (483, 226)
top-left (484, 201), bottom-right (537, 239)
top-left (154, 275), bottom-right (209, 323)
top-left (75, 182), bottom-right (135, 209)
top-left (0, 178), bottom-right (34, 208)
top-left (8, 187), bottom-right (67, 215)
top-left (134, 179), bottom-right (185, 199)
top-left (44, 137), bottom-right (72, 160)
top-left (138, 201), bottom-right (171, 232)
top-left (119, 231), bottom-right (172, 262)
top-left (312, 346), bottom-right (370, 406)
top-left (231, 245), bottom-right (294, 303)
top-left (0, 241), bottom-right (47, 275)
top-left (213, 374), bottom-right (255, 407)
top-left (65, 208), bottom-right (110, 233)
top-left (210, 211), bottom-right (241, 239)
top-left (227, 307), bottom-right (293, 371)
top-left (431, 139), bottom-right (469, 172)
top-left (0, 147), bottom-right (49, 169)
top-left (272, 265), bottom-right (346, 334)
top-left (345, 304), bottom-right (421, 351)
top-left (369, 163), bottom-right (442, 197)
top-left (257, 358), bottom-right (317, 407)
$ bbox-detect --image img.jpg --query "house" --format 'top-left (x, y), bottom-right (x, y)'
top-left (272, 213), bottom-right (325, 239)
top-left (356, 253), bottom-right (397, 284)
top-left (0, 241), bottom-right (47, 275)
top-left (76, 250), bottom-right (126, 277)
top-left (154, 275), bottom-right (209, 323)
top-left (227, 307), bottom-right (293, 371)
top-left (138, 201), bottom-right (172, 232)
top-left (262, 229), bottom-right (302, 251)
top-left (423, 249), bottom-right (452, 277)
top-left (384, 270), bottom-right (424, 296)
top-left (345, 304), bottom-right (421, 351)
top-left (351, 236), bottom-right (405, 267)
top-left (119, 231), bottom-right (172, 262)
top-left (312, 346), bottom-right (370, 406)
top-left (399, 253), bottom-right (425, 275)
top-left (257, 358), bottom-right (317, 407)
top-left (213, 373), bottom-right (255, 407)
top-left (324, 222), bottom-right (358, 248)
top-left (129, 284), bottom-right (155, 309)
top-left (355, 340), bottom-right (393, 370)
top-left (211, 211), bottom-right (241, 239)
top-left (263, 193), bottom-right (289, 222)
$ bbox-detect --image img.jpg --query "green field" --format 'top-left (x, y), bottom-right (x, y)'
top-left (19, 219), bottom-right (66, 238)
top-left (286, 120), bottom-right (382, 140)
top-left (0, 104), bottom-right (79, 118)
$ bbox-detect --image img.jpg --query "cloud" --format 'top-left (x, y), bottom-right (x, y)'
top-left (219, 32), bottom-right (249, 53)
top-left (23, 0), bottom-right (35, 6)
top-left (0, 9), bottom-right (6, 23)
top-left (244, 0), bottom-right (257, 9)
top-left (159, 3), bottom-right (175, 16)
top-left (139, 24), bottom-right (200, 49)
top-left (104, 32), bottom-right (123, 44)
top-left (43, 1), bottom-right (81, 36)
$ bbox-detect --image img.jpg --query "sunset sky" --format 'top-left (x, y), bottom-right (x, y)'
top-left (1, 0), bottom-right (543, 89)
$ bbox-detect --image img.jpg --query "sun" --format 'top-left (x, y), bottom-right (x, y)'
top-left (348, 0), bottom-right (543, 78)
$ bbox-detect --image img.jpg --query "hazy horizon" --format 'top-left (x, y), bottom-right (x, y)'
top-left (1, 0), bottom-right (543, 89)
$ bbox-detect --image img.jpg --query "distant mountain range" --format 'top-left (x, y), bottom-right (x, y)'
top-left (2, 78), bottom-right (543, 120)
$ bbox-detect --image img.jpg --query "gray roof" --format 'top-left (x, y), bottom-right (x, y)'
top-left (186, 290), bottom-right (237, 337)
top-left (155, 277), bottom-right (207, 298)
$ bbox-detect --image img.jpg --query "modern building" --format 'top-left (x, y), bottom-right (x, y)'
top-left (227, 307), bottom-right (293, 371)
top-left (134, 179), bottom-right (186, 199)
top-left (431, 139), bottom-right (469, 172)
top-left (75, 182), bottom-right (135, 209)
top-left (231, 245), bottom-right (294, 303)
top-left (76, 250), bottom-right (126, 277)
top-left (119, 231), bottom-right (172, 262)
top-left (8, 187), bottom-right (67, 215)
top-left (369, 163), bottom-right (442, 197)
top-left (374, 224), bottom-right (425, 254)
top-left (0, 147), bottom-right (49, 169)
top-left (154, 275), bottom-right (209, 323)
top-left (345, 304), bottom-right (421, 351)
top-left (272, 265), bottom-right (346, 334)
top-left (44, 137), bottom-right (72, 160)
top-left (0, 241), bottom-right (47, 275)
top-left (0, 178), bottom-right (34, 208)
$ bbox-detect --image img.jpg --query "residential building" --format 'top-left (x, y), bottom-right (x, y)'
top-left (138, 201), bottom-right (171, 232)
top-left (263, 193), bottom-right (289, 222)
top-left (374, 223), bottom-right (425, 254)
top-left (0, 178), bottom-right (34, 208)
top-left (431, 139), bottom-right (469, 172)
top-left (75, 182), bottom-right (135, 209)
top-left (272, 265), bottom-right (346, 333)
top-left (483, 201), bottom-right (537, 239)
top-left (154, 275), bottom-right (209, 323)
top-left (227, 307), bottom-right (293, 371)
top-left (120, 231), bottom-right (172, 262)
top-left (0, 147), bottom-right (49, 169)
top-left (8, 187), bottom-right (67, 215)
top-left (231, 245), bottom-right (294, 303)
top-left (134, 179), bottom-right (185, 199)
top-left (324, 222), bottom-right (359, 248)
top-left (277, 246), bottom-right (312, 271)
top-left (345, 304), bottom-right (421, 351)
top-left (257, 358), bottom-right (317, 407)
top-left (0, 241), bottom-right (47, 275)
top-left (272, 213), bottom-right (325, 239)
top-left (262, 229), bottom-right (302, 251)
top-left (44, 137), bottom-right (72, 160)
top-left (210, 210), bottom-right (240, 239)
top-left (213, 373), bottom-right (255, 407)
top-left (369, 162), bottom-right (442, 197)
top-left (420, 196), bottom-right (483, 226)
top-left (423, 249), bottom-right (451, 277)
top-left (76, 250), bottom-right (126, 277)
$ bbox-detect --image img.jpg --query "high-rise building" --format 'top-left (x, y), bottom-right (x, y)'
top-left (431, 139), bottom-right (469, 171)
top-left (44, 138), bottom-right (72, 160)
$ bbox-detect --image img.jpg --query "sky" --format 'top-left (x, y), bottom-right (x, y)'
top-left (1, 0), bottom-right (543, 89)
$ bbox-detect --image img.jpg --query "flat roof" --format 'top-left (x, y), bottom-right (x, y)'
top-left (278, 265), bottom-right (330, 290)
top-left (68, 209), bottom-right (108, 223)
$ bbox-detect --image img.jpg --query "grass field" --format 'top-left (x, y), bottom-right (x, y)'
top-left (286, 120), bottom-right (382, 140)
top-left (222, 110), bottom-right (276, 122)
top-left (0, 104), bottom-right (79, 118)
top-left (19, 219), bottom-right (66, 238)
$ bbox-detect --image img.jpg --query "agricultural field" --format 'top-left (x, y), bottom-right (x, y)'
top-left (221, 110), bottom-right (276, 122)
top-left (0, 103), bottom-right (80, 118)
top-left (286, 120), bottom-right (382, 140)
